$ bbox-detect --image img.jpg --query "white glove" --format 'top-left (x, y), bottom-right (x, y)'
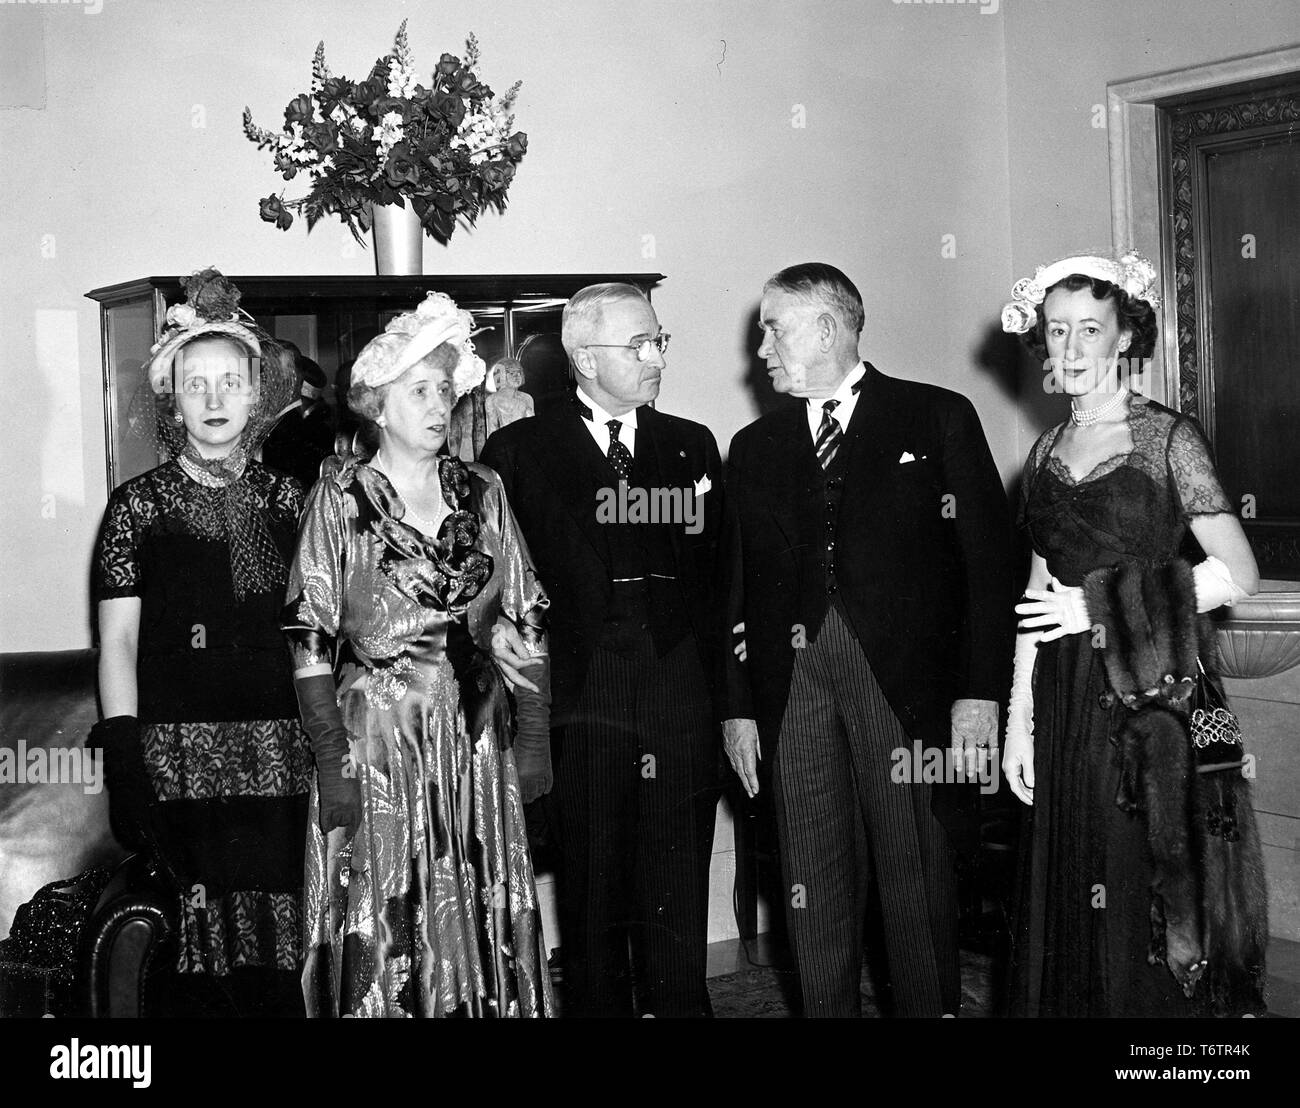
top-left (1194, 554), bottom-right (1248, 612)
top-left (1015, 576), bottom-right (1091, 642)
top-left (1002, 629), bottom-right (1039, 806)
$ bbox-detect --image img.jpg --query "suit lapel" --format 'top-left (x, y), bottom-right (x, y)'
top-left (534, 407), bottom-right (614, 569)
top-left (755, 402), bottom-right (817, 549)
top-left (840, 363), bottom-right (908, 513)
top-left (636, 406), bottom-right (690, 578)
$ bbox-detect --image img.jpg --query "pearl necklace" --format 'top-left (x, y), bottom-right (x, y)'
top-left (178, 450), bottom-right (247, 488)
top-left (1071, 385), bottom-right (1129, 427)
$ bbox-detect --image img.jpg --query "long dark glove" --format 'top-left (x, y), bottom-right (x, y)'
top-left (512, 653), bottom-right (552, 804)
top-left (89, 716), bottom-right (154, 853)
top-left (293, 673), bottom-right (362, 837)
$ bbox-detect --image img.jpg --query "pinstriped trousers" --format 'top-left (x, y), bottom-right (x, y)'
top-left (772, 606), bottom-right (961, 1017)
top-left (555, 632), bottom-right (716, 1017)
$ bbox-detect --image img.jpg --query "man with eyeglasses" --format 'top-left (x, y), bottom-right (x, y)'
top-left (481, 283), bottom-right (725, 1018)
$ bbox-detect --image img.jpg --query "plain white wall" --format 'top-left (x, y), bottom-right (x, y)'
top-left (0, 0), bottom-right (1016, 652)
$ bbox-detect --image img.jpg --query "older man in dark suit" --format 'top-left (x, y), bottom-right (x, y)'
top-left (721, 263), bottom-right (1014, 1017)
top-left (481, 283), bottom-right (723, 1017)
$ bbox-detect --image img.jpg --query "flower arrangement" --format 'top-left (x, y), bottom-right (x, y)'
top-left (244, 21), bottom-right (527, 243)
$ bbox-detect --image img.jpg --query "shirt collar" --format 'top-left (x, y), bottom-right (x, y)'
top-left (577, 386), bottom-right (638, 429)
top-left (807, 361), bottom-right (867, 411)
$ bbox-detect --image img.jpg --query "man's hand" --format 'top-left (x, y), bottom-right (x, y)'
top-left (491, 618), bottom-right (543, 693)
top-left (722, 717), bottom-right (761, 798)
top-left (950, 698), bottom-right (998, 781)
top-left (732, 621), bottom-right (747, 663)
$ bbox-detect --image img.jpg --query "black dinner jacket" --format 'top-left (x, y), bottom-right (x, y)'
top-left (481, 400), bottom-right (725, 724)
top-left (720, 362), bottom-right (1015, 767)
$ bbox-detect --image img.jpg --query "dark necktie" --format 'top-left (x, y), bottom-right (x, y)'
top-left (814, 400), bottom-right (842, 470)
top-left (606, 420), bottom-right (633, 481)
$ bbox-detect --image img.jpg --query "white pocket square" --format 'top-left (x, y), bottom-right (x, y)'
top-left (694, 474), bottom-right (712, 497)
top-left (899, 451), bottom-right (917, 464)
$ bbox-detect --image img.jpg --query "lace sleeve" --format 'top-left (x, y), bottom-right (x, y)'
top-left (93, 486), bottom-right (143, 600)
top-left (1167, 415), bottom-right (1233, 518)
top-left (1017, 426), bottom-right (1056, 529)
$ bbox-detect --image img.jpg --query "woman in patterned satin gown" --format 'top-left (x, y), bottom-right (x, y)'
top-left (283, 291), bottom-right (554, 1017)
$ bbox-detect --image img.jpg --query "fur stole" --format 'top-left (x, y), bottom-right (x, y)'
top-left (1083, 558), bottom-right (1268, 1017)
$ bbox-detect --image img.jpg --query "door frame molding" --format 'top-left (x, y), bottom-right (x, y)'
top-left (1106, 44), bottom-right (1300, 407)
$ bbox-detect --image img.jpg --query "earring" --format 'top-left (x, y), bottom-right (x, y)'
top-left (172, 410), bottom-right (184, 424)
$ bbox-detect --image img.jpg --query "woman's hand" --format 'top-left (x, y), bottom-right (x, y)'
top-left (1015, 576), bottom-right (1091, 641)
top-left (1004, 612), bottom-right (1041, 807)
top-left (317, 761), bottom-right (363, 837)
top-left (90, 715), bottom-right (155, 852)
top-left (491, 618), bottom-right (543, 693)
top-left (293, 671), bottom-right (363, 837)
top-left (1002, 728), bottom-right (1034, 806)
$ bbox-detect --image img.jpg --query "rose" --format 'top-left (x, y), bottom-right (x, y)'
top-left (375, 96), bottom-right (408, 121)
top-left (383, 144), bottom-right (421, 189)
top-left (165, 303), bottom-right (198, 329)
top-left (305, 122), bottom-right (338, 156)
top-left (319, 76), bottom-right (352, 107)
top-left (283, 93), bottom-right (314, 126)
top-left (1010, 277), bottom-right (1044, 304)
top-left (479, 160), bottom-right (513, 190)
top-left (182, 268), bottom-right (243, 320)
top-left (1000, 301), bottom-right (1036, 334)
top-left (259, 194), bottom-right (295, 230)
top-left (506, 132), bottom-right (528, 160)
top-left (432, 91), bottom-right (466, 129)
top-left (436, 53), bottom-right (460, 77)
top-left (352, 77), bottom-right (387, 112)
top-left (453, 349), bottom-right (486, 397)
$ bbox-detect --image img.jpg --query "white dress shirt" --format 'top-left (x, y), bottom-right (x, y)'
top-left (577, 388), bottom-right (639, 457)
top-left (805, 361), bottom-right (867, 441)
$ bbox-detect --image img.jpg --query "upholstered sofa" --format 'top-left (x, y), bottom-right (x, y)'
top-left (0, 650), bottom-right (174, 1017)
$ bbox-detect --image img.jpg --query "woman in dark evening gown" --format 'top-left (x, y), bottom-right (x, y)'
top-left (998, 253), bottom-right (1262, 1017)
top-left (91, 269), bottom-right (310, 1016)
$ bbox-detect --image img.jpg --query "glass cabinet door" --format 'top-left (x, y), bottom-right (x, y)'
top-left (88, 275), bottom-right (663, 490)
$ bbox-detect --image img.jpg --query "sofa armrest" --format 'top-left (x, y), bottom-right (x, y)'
top-left (79, 853), bottom-right (175, 1018)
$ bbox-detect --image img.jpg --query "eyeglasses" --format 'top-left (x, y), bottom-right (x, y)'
top-left (583, 333), bottom-right (671, 362)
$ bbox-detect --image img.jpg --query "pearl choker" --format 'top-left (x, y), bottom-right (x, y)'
top-left (1071, 385), bottom-right (1130, 427)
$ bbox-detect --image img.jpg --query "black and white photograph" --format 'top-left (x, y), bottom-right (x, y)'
top-left (0, 0), bottom-right (1296, 1088)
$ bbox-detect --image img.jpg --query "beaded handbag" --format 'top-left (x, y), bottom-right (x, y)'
top-left (1190, 658), bottom-right (1246, 774)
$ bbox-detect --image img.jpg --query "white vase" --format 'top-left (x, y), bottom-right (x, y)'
top-left (370, 201), bottom-right (423, 275)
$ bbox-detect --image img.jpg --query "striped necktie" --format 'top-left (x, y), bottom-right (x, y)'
top-left (814, 400), bottom-right (842, 470)
top-left (606, 420), bottom-right (633, 481)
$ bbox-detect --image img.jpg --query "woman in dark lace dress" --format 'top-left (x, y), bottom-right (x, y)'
top-left (91, 270), bottom-right (311, 1016)
top-left (997, 253), bottom-right (1260, 1017)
